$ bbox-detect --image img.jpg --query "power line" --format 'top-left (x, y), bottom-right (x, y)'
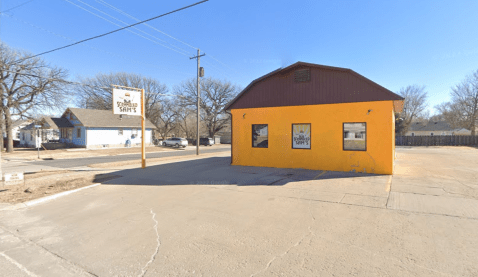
top-left (94, 0), bottom-right (239, 75)
top-left (65, 0), bottom-right (191, 56)
top-left (12, 0), bottom-right (208, 64)
top-left (0, 0), bottom-right (35, 14)
top-left (96, 0), bottom-right (198, 51)
top-left (1, 13), bottom-right (192, 77)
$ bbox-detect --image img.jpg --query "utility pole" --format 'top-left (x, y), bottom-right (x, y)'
top-left (190, 49), bottom-right (205, 155)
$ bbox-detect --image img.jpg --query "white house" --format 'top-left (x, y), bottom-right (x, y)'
top-left (59, 108), bottom-right (155, 149)
top-left (4, 119), bottom-right (32, 141)
top-left (406, 121), bottom-right (472, 136)
top-left (19, 117), bottom-right (65, 148)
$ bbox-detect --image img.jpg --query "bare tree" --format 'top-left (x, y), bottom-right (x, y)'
top-left (150, 99), bottom-right (179, 139)
top-left (175, 77), bottom-right (238, 138)
top-left (76, 72), bottom-right (169, 122)
top-left (0, 43), bottom-right (68, 152)
top-left (396, 85), bottom-right (428, 135)
top-left (435, 70), bottom-right (478, 136)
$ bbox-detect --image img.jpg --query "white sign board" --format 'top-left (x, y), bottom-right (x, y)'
top-left (4, 172), bottom-right (24, 185)
top-left (292, 124), bottom-right (311, 149)
top-left (113, 88), bottom-right (141, 116)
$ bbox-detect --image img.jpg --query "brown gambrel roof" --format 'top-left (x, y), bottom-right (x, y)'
top-left (225, 62), bottom-right (404, 111)
top-left (64, 108), bottom-right (155, 128)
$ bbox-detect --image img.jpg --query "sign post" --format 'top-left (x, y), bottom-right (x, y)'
top-left (112, 85), bottom-right (146, 168)
top-left (141, 88), bottom-right (146, 168)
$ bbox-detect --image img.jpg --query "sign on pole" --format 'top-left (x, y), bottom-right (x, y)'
top-left (112, 86), bottom-right (146, 169)
top-left (113, 88), bottom-right (142, 116)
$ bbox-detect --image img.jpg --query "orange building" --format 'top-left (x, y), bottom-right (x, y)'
top-left (225, 62), bottom-right (404, 175)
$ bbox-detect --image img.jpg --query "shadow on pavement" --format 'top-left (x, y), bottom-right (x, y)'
top-left (100, 157), bottom-right (380, 187)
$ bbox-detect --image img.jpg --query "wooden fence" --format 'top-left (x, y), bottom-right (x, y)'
top-left (395, 135), bottom-right (478, 146)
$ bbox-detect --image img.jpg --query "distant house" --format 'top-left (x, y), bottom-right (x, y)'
top-left (19, 117), bottom-right (66, 148)
top-left (4, 119), bottom-right (32, 141)
top-left (59, 108), bottom-right (155, 148)
top-left (405, 121), bottom-right (471, 136)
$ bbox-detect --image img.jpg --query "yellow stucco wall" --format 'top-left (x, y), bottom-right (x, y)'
top-left (231, 101), bottom-right (395, 175)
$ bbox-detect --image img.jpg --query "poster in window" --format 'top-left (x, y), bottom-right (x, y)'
top-left (292, 124), bottom-right (311, 149)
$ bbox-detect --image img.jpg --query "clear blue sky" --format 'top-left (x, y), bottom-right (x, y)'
top-left (1, 0), bottom-right (478, 115)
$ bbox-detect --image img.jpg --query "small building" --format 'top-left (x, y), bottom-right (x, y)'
top-left (406, 121), bottom-right (472, 136)
top-left (225, 62), bottom-right (404, 175)
top-left (19, 117), bottom-right (65, 148)
top-left (4, 119), bottom-right (32, 141)
top-left (59, 108), bottom-right (155, 148)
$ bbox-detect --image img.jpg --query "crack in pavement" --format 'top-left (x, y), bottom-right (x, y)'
top-left (138, 209), bottom-right (161, 277)
top-left (250, 232), bottom-right (311, 277)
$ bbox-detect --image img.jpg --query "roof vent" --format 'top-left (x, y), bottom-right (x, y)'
top-left (294, 68), bottom-right (310, 83)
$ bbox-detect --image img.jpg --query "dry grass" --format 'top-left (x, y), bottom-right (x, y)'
top-left (0, 170), bottom-right (120, 204)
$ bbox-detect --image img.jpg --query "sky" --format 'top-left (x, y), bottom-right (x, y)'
top-left (1, 0), bottom-right (478, 115)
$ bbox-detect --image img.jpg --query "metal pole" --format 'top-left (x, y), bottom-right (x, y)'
top-left (196, 49), bottom-right (200, 156)
top-left (141, 88), bottom-right (146, 168)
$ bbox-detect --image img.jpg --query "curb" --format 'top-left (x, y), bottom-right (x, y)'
top-left (0, 183), bottom-right (101, 211)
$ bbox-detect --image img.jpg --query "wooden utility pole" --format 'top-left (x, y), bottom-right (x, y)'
top-left (190, 49), bottom-right (205, 155)
top-left (141, 88), bottom-right (146, 168)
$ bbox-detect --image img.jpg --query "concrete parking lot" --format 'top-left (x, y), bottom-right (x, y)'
top-left (0, 146), bottom-right (477, 276)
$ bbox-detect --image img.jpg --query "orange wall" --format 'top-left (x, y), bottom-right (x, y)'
top-left (231, 101), bottom-right (395, 175)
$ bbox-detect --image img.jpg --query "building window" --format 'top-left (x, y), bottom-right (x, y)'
top-left (343, 123), bottom-right (366, 151)
top-left (430, 133), bottom-right (434, 136)
top-left (292, 124), bottom-right (311, 149)
top-left (252, 124), bottom-right (268, 148)
top-left (118, 128), bottom-right (123, 135)
top-left (411, 133), bottom-right (415, 136)
top-left (77, 128), bottom-right (81, 138)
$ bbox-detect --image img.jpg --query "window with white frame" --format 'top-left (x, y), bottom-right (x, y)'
top-left (118, 128), bottom-right (123, 135)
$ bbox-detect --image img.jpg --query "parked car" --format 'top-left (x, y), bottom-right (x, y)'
top-left (192, 137), bottom-right (214, 146)
top-left (162, 137), bottom-right (188, 148)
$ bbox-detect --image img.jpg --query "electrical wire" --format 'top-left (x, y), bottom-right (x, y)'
top-left (0, 0), bottom-right (35, 14)
top-left (63, 0), bottom-right (190, 57)
top-left (96, 0), bottom-right (198, 51)
top-left (0, 13), bottom-right (192, 77)
top-left (12, 0), bottom-right (208, 64)
top-left (95, 0), bottom-right (239, 75)
top-left (67, 0), bottom-right (191, 56)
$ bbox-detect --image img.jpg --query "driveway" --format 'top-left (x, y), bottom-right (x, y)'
top-left (0, 147), bottom-right (477, 276)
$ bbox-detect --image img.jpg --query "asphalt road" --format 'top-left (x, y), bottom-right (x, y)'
top-left (26, 146), bottom-right (230, 168)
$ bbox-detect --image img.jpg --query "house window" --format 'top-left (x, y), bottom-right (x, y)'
top-left (118, 128), bottom-right (123, 136)
top-left (292, 124), bottom-right (311, 149)
top-left (252, 124), bottom-right (268, 148)
top-left (77, 128), bottom-right (81, 138)
top-left (411, 133), bottom-right (415, 136)
top-left (430, 133), bottom-right (434, 136)
top-left (343, 123), bottom-right (366, 151)
top-left (16, 133), bottom-right (20, 139)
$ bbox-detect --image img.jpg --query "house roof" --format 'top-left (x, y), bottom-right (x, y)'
top-left (42, 117), bottom-right (74, 129)
top-left (224, 61), bottom-right (404, 111)
top-left (11, 120), bottom-right (31, 128)
top-left (408, 121), bottom-right (455, 132)
top-left (64, 108), bottom-right (156, 128)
